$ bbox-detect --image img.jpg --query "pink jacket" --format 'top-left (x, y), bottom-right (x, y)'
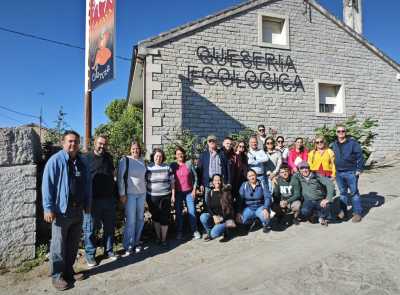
top-left (288, 148), bottom-right (308, 172)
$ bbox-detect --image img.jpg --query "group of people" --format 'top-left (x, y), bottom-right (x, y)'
top-left (42, 124), bottom-right (364, 290)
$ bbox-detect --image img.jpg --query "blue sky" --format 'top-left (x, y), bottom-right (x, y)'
top-left (0, 0), bottom-right (399, 134)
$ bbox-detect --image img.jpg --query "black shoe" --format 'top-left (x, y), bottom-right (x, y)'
top-left (263, 225), bottom-right (271, 233)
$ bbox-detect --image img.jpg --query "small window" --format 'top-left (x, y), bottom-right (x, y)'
top-left (258, 13), bottom-right (290, 49)
top-left (315, 82), bottom-right (345, 115)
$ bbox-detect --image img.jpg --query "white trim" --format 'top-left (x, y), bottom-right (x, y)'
top-left (257, 12), bottom-right (290, 50)
top-left (314, 80), bottom-right (346, 117)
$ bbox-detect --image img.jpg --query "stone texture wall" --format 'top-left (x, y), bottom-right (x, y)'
top-left (0, 127), bottom-right (40, 268)
top-left (144, 0), bottom-right (400, 159)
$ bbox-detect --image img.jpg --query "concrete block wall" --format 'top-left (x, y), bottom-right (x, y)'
top-left (0, 127), bottom-right (40, 268)
top-left (143, 0), bottom-right (400, 158)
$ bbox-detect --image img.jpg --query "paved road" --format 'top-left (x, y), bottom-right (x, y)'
top-left (1, 159), bottom-right (399, 295)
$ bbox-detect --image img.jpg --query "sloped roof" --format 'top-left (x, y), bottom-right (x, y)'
top-left (137, 0), bottom-right (400, 72)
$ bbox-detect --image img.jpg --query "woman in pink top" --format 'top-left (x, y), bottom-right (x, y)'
top-left (288, 137), bottom-right (308, 173)
top-left (170, 146), bottom-right (201, 240)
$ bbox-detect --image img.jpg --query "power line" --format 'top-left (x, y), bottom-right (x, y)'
top-left (0, 26), bottom-right (132, 62)
top-left (0, 105), bottom-right (39, 119)
top-left (0, 112), bottom-right (26, 124)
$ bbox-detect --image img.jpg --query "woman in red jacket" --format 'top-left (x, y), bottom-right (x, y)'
top-left (288, 137), bottom-right (308, 174)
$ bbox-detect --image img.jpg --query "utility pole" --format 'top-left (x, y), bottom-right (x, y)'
top-left (39, 106), bottom-right (43, 142)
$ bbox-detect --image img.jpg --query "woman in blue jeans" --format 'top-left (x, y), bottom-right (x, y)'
top-left (117, 141), bottom-right (147, 256)
top-left (170, 146), bottom-right (201, 240)
top-left (236, 169), bottom-right (272, 233)
top-left (200, 174), bottom-right (235, 242)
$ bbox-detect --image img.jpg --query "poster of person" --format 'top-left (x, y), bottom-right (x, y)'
top-left (86, 0), bottom-right (115, 90)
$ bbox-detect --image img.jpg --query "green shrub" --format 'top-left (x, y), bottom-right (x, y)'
top-left (164, 130), bottom-right (205, 163)
top-left (315, 115), bottom-right (378, 160)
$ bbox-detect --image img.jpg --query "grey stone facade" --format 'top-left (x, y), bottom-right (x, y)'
top-left (0, 128), bottom-right (40, 268)
top-left (129, 0), bottom-right (400, 159)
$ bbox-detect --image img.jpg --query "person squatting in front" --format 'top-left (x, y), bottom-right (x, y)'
top-left (200, 174), bottom-right (236, 242)
top-left (271, 164), bottom-right (301, 226)
top-left (295, 161), bottom-right (336, 226)
top-left (236, 169), bottom-right (272, 233)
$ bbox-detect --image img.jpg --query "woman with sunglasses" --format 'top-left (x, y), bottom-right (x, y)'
top-left (275, 136), bottom-right (289, 164)
top-left (264, 137), bottom-right (282, 192)
top-left (288, 137), bottom-right (308, 173)
top-left (308, 136), bottom-right (336, 179)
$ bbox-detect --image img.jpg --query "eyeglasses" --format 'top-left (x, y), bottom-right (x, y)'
top-left (315, 141), bottom-right (324, 144)
top-left (208, 140), bottom-right (216, 143)
top-left (336, 130), bottom-right (346, 133)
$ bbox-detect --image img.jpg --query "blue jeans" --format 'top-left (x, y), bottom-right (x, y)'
top-left (123, 193), bottom-right (146, 250)
top-left (200, 213), bottom-right (226, 238)
top-left (300, 199), bottom-right (330, 219)
top-left (50, 206), bottom-right (82, 280)
top-left (242, 206), bottom-right (270, 227)
top-left (336, 171), bottom-right (363, 215)
top-left (175, 190), bottom-right (197, 234)
top-left (83, 198), bottom-right (116, 259)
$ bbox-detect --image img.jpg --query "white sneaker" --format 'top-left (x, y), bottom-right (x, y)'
top-left (135, 245), bottom-right (142, 253)
top-left (193, 231), bottom-right (201, 240)
top-left (121, 249), bottom-right (132, 257)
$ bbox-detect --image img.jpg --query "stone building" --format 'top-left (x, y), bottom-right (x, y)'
top-left (127, 0), bottom-right (400, 159)
top-left (0, 127), bottom-right (41, 267)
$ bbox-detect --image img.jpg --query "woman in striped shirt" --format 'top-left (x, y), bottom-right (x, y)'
top-left (146, 148), bottom-right (175, 247)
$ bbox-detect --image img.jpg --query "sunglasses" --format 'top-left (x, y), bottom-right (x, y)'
top-left (266, 142), bottom-right (274, 145)
top-left (315, 140), bottom-right (324, 144)
top-left (258, 129), bottom-right (265, 132)
top-left (336, 130), bottom-right (346, 133)
top-left (208, 140), bottom-right (216, 143)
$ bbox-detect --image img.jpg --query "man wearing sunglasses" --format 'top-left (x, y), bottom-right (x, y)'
top-left (331, 125), bottom-right (364, 222)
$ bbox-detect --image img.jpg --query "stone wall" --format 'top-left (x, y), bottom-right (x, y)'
top-left (0, 127), bottom-right (40, 268)
top-left (143, 0), bottom-right (400, 158)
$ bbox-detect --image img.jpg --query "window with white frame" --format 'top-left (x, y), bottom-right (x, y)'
top-left (316, 82), bottom-right (345, 114)
top-left (258, 13), bottom-right (290, 49)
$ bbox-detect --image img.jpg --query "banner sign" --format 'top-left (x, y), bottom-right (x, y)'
top-left (85, 0), bottom-right (115, 90)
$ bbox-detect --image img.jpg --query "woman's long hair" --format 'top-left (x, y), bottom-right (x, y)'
top-left (221, 185), bottom-right (234, 217)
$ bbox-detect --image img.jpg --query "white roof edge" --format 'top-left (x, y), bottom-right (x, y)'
top-left (135, 0), bottom-right (400, 73)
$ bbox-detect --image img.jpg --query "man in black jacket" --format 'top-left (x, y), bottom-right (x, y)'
top-left (83, 135), bottom-right (118, 267)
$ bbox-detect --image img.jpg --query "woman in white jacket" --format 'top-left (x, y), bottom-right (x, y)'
top-left (117, 140), bottom-right (147, 256)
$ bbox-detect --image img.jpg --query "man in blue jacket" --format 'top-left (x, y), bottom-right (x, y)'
top-left (42, 131), bottom-right (91, 290)
top-left (198, 135), bottom-right (229, 201)
top-left (331, 125), bottom-right (364, 222)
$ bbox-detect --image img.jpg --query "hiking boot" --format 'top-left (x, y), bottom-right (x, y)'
top-left (86, 256), bottom-right (97, 268)
top-left (352, 214), bottom-right (362, 223)
top-left (219, 234), bottom-right (231, 243)
top-left (262, 225), bottom-right (271, 233)
top-left (203, 234), bottom-right (212, 242)
top-left (292, 216), bottom-right (300, 225)
top-left (52, 278), bottom-right (70, 291)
